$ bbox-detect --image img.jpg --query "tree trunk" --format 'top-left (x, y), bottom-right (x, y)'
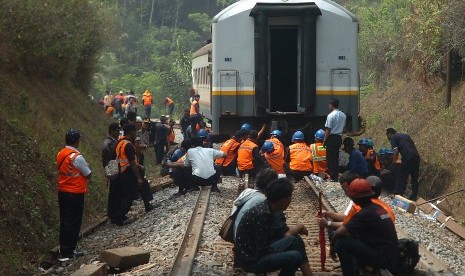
top-left (149, 0), bottom-right (155, 27)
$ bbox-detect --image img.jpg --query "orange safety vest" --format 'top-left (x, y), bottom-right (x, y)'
top-left (190, 100), bottom-right (199, 116)
top-left (265, 150), bottom-right (285, 174)
top-left (57, 148), bottom-right (88, 194)
top-left (168, 129), bottom-right (175, 143)
top-left (165, 97), bottom-right (174, 107)
top-left (343, 198), bottom-right (396, 225)
top-left (142, 93), bottom-right (153, 106)
top-left (122, 95), bottom-right (128, 109)
top-left (105, 106), bottom-right (114, 116)
top-left (215, 138), bottom-right (241, 166)
top-left (366, 149), bottom-right (381, 171)
top-left (237, 139), bottom-right (258, 171)
top-left (267, 137), bottom-right (284, 157)
top-left (116, 138), bottom-right (136, 173)
top-left (310, 142), bottom-right (327, 174)
top-left (288, 142), bottom-right (313, 171)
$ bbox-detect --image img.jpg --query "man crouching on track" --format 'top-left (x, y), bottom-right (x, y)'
top-left (166, 137), bottom-right (226, 192)
top-left (235, 178), bottom-right (313, 276)
top-left (330, 178), bottom-right (398, 275)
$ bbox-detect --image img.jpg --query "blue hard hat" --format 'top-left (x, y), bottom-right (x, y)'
top-left (241, 123), bottom-right (253, 132)
top-left (292, 131), bottom-right (304, 142)
top-left (261, 141), bottom-right (275, 153)
top-left (366, 138), bottom-right (374, 148)
top-left (379, 147), bottom-right (393, 155)
top-left (315, 129), bottom-right (325, 140)
top-left (197, 129), bottom-right (209, 138)
top-left (270, 129), bottom-right (282, 137)
top-left (65, 129), bottom-right (81, 144)
top-left (358, 138), bottom-right (369, 146)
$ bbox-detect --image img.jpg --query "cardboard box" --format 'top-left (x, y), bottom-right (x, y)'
top-left (392, 195), bottom-right (417, 213)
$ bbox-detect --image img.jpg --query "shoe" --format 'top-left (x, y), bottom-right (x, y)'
top-left (145, 204), bottom-right (155, 213)
top-left (211, 186), bottom-right (221, 193)
top-left (173, 190), bottom-right (186, 197)
top-left (73, 250), bottom-right (84, 257)
top-left (408, 196), bottom-right (418, 201)
top-left (187, 186), bottom-right (200, 192)
top-left (114, 218), bottom-right (134, 226)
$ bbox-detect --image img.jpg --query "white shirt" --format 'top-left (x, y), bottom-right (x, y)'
top-left (66, 146), bottom-right (91, 177)
top-left (184, 147), bottom-right (224, 179)
top-left (325, 109), bottom-right (346, 135)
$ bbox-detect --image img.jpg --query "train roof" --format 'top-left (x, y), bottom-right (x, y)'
top-left (192, 43), bottom-right (212, 59)
top-left (213, 0), bottom-right (357, 23)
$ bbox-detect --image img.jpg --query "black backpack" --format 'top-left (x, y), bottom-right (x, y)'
top-left (397, 238), bottom-right (420, 274)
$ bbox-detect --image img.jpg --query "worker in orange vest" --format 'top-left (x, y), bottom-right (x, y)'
top-left (189, 94), bottom-right (201, 135)
top-left (237, 130), bottom-right (264, 177)
top-left (266, 129), bottom-right (284, 157)
top-left (112, 124), bottom-right (144, 226)
top-left (216, 131), bottom-right (245, 176)
top-left (261, 141), bottom-right (285, 174)
top-left (164, 96), bottom-right (175, 118)
top-left (285, 131), bottom-right (312, 182)
top-left (56, 129), bottom-right (92, 260)
top-left (358, 138), bottom-right (381, 176)
top-left (142, 90), bottom-right (153, 119)
top-left (310, 129), bottom-right (328, 177)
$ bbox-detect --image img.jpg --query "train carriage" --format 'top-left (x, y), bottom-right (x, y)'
top-left (192, 0), bottom-right (360, 140)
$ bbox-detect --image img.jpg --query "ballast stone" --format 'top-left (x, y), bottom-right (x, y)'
top-left (71, 263), bottom-right (108, 276)
top-left (99, 246), bottom-right (150, 269)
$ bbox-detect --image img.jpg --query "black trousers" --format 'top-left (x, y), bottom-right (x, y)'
top-left (326, 134), bottom-right (342, 181)
top-left (284, 163), bottom-right (311, 182)
top-left (155, 141), bottom-right (166, 164)
top-left (113, 169), bottom-right (138, 223)
top-left (191, 166), bottom-right (221, 187)
top-left (58, 191), bottom-right (84, 257)
top-left (138, 178), bottom-right (153, 203)
top-left (170, 167), bottom-right (193, 190)
top-left (190, 115), bottom-right (201, 135)
top-left (221, 159), bottom-right (237, 176)
top-left (107, 179), bottom-right (119, 221)
top-left (395, 156), bottom-right (420, 198)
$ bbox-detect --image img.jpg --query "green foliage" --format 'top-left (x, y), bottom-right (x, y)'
top-left (189, 13), bottom-right (212, 34)
top-left (0, 0), bottom-right (114, 89)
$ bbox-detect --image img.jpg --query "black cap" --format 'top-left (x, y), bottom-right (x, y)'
top-left (123, 123), bottom-right (136, 134)
top-left (65, 129), bottom-right (80, 145)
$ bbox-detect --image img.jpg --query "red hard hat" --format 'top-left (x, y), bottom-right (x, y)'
top-left (347, 178), bottom-right (374, 198)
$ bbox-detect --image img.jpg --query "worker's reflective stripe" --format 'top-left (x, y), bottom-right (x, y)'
top-left (311, 144), bottom-right (326, 162)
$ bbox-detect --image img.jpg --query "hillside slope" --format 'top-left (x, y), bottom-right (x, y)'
top-left (360, 71), bottom-right (465, 221)
top-left (0, 73), bottom-right (110, 274)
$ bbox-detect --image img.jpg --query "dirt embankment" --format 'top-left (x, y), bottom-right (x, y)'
top-left (360, 70), bottom-right (465, 221)
top-left (0, 73), bottom-right (111, 274)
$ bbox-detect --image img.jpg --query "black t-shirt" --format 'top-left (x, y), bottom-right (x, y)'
top-left (156, 123), bottom-right (168, 143)
top-left (390, 133), bottom-right (419, 161)
top-left (123, 141), bottom-right (136, 161)
top-left (345, 202), bottom-right (398, 269)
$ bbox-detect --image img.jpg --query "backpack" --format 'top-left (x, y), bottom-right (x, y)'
top-left (160, 145), bottom-right (180, 177)
top-left (397, 238), bottom-right (420, 274)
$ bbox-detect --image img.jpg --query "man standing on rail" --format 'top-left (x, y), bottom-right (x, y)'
top-left (386, 128), bottom-right (420, 200)
top-left (324, 98), bottom-right (346, 181)
top-left (56, 129), bottom-right (92, 260)
top-left (310, 129), bottom-right (328, 177)
top-left (164, 96), bottom-right (175, 118)
top-left (189, 93), bottom-right (201, 135)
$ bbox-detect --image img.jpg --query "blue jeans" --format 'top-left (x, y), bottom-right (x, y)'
top-left (144, 105), bottom-right (151, 119)
top-left (247, 235), bottom-right (308, 276)
top-left (168, 104), bottom-right (174, 117)
top-left (334, 237), bottom-right (388, 276)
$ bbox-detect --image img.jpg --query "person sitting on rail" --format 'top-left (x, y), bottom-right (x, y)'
top-left (168, 139), bottom-right (194, 196)
top-left (215, 130), bottom-right (244, 176)
top-left (167, 137), bottom-right (226, 192)
top-left (237, 130), bottom-right (264, 177)
top-left (284, 131), bottom-right (313, 182)
top-left (310, 129), bottom-right (328, 178)
top-left (318, 174), bottom-right (395, 231)
top-left (235, 178), bottom-right (313, 276)
top-left (342, 137), bottom-right (369, 177)
top-left (358, 138), bottom-right (381, 176)
top-left (266, 129), bottom-right (285, 157)
top-left (261, 141), bottom-right (285, 175)
top-left (330, 178), bottom-right (399, 275)
top-left (378, 148), bottom-right (397, 193)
